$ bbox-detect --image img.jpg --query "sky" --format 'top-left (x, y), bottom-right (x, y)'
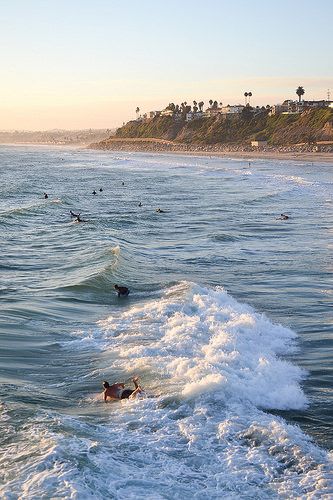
top-left (0, 0), bottom-right (332, 130)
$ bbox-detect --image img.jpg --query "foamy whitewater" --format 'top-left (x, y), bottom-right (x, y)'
top-left (0, 146), bottom-right (332, 499)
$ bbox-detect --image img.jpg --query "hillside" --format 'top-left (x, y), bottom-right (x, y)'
top-left (95, 108), bottom-right (333, 149)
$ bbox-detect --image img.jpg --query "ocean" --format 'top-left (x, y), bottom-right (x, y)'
top-left (0, 145), bottom-right (332, 499)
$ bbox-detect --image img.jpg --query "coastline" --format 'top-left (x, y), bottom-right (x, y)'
top-left (89, 138), bottom-right (333, 164)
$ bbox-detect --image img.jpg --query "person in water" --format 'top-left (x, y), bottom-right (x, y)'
top-left (92, 190), bottom-right (97, 195)
top-left (70, 210), bottom-right (79, 218)
top-left (114, 284), bottom-right (130, 297)
top-left (156, 207), bottom-right (165, 213)
top-left (99, 188), bottom-right (103, 192)
top-left (278, 213), bottom-right (290, 220)
top-left (44, 192), bottom-right (48, 199)
top-left (138, 202), bottom-right (142, 207)
top-left (103, 377), bottom-right (143, 401)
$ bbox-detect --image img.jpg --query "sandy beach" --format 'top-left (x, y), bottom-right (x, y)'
top-left (90, 138), bottom-right (333, 164)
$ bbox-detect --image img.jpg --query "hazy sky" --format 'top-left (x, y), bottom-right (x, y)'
top-left (1, 0), bottom-right (332, 130)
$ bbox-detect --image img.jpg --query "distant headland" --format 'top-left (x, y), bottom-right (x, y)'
top-left (0, 129), bottom-right (113, 145)
top-left (90, 87), bottom-right (333, 162)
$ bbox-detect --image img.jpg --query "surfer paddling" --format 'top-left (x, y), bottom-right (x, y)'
top-left (103, 377), bottom-right (143, 401)
top-left (114, 284), bottom-right (130, 297)
top-left (277, 213), bottom-right (290, 220)
top-left (70, 211), bottom-right (86, 223)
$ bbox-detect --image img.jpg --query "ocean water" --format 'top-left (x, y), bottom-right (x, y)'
top-left (0, 145), bottom-right (332, 499)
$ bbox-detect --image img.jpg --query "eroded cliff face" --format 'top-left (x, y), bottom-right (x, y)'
top-left (321, 120), bottom-right (333, 140)
top-left (97, 108), bottom-right (333, 147)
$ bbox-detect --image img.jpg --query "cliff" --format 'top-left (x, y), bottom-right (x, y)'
top-left (92, 108), bottom-right (333, 149)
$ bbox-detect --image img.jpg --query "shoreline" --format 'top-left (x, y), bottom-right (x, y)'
top-left (1, 140), bottom-right (332, 164)
top-left (89, 138), bottom-right (333, 164)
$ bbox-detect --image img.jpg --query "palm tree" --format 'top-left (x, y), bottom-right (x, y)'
top-left (135, 107), bottom-right (140, 119)
top-left (296, 86), bottom-right (305, 102)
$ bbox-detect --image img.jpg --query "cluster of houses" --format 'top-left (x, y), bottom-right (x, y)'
top-left (142, 104), bottom-right (246, 123)
top-left (270, 99), bottom-right (333, 115)
top-left (135, 93), bottom-right (333, 124)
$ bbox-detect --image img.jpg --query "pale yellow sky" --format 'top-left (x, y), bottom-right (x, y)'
top-left (1, 77), bottom-right (330, 131)
top-left (0, 1), bottom-right (331, 130)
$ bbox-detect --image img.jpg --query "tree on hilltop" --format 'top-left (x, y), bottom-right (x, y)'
top-left (135, 107), bottom-right (140, 118)
top-left (166, 103), bottom-right (176, 111)
top-left (198, 101), bottom-right (204, 111)
top-left (209, 99), bottom-right (213, 107)
top-left (296, 86), bottom-right (305, 102)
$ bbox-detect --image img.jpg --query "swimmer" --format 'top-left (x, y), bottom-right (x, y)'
top-left (114, 284), bottom-right (130, 297)
top-left (73, 213), bottom-right (86, 223)
top-left (122, 181), bottom-right (125, 186)
top-left (44, 192), bottom-right (48, 199)
top-left (138, 202), bottom-right (142, 207)
top-left (277, 213), bottom-right (290, 220)
top-left (92, 190), bottom-right (97, 195)
top-left (99, 188), bottom-right (103, 192)
top-left (156, 207), bottom-right (165, 213)
top-left (103, 377), bottom-right (143, 402)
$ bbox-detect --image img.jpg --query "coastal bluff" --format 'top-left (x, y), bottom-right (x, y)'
top-left (90, 108), bottom-right (333, 155)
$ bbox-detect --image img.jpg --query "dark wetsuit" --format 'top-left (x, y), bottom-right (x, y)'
top-left (121, 389), bottom-right (134, 399)
top-left (115, 286), bottom-right (130, 297)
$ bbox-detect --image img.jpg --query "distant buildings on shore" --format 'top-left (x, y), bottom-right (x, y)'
top-left (133, 88), bottom-right (333, 124)
top-left (269, 99), bottom-right (333, 116)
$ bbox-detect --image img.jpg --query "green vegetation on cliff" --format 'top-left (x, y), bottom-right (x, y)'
top-left (115, 108), bottom-right (333, 146)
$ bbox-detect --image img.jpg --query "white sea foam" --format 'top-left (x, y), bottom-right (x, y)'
top-left (2, 283), bottom-right (332, 499)
top-left (98, 282), bottom-right (307, 411)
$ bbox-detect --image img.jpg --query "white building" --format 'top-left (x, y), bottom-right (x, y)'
top-left (186, 111), bottom-right (204, 121)
top-left (204, 107), bottom-right (222, 118)
top-left (160, 109), bottom-right (174, 117)
top-left (251, 140), bottom-right (268, 148)
top-left (220, 105), bottom-right (244, 114)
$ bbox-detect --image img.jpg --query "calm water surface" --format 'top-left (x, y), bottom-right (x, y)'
top-left (0, 145), bottom-right (332, 498)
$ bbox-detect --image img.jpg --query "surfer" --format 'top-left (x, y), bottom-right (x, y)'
top-left (44, 192), bottom-right (48, 199)
top-left (103, 377), bottom-right (143, 401)
top-left (70, 210), bottom-right (79, 218)
top-left (138, 202), bottom-right (142, 207)
top-left (277, 213), bottom-right (290, 220)
top-left (156, 208), bottom-right (165, 213)
top-left (92, 190), bottom-right (97, 195)
top-left (114, 284), bottom-right (130, 297)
